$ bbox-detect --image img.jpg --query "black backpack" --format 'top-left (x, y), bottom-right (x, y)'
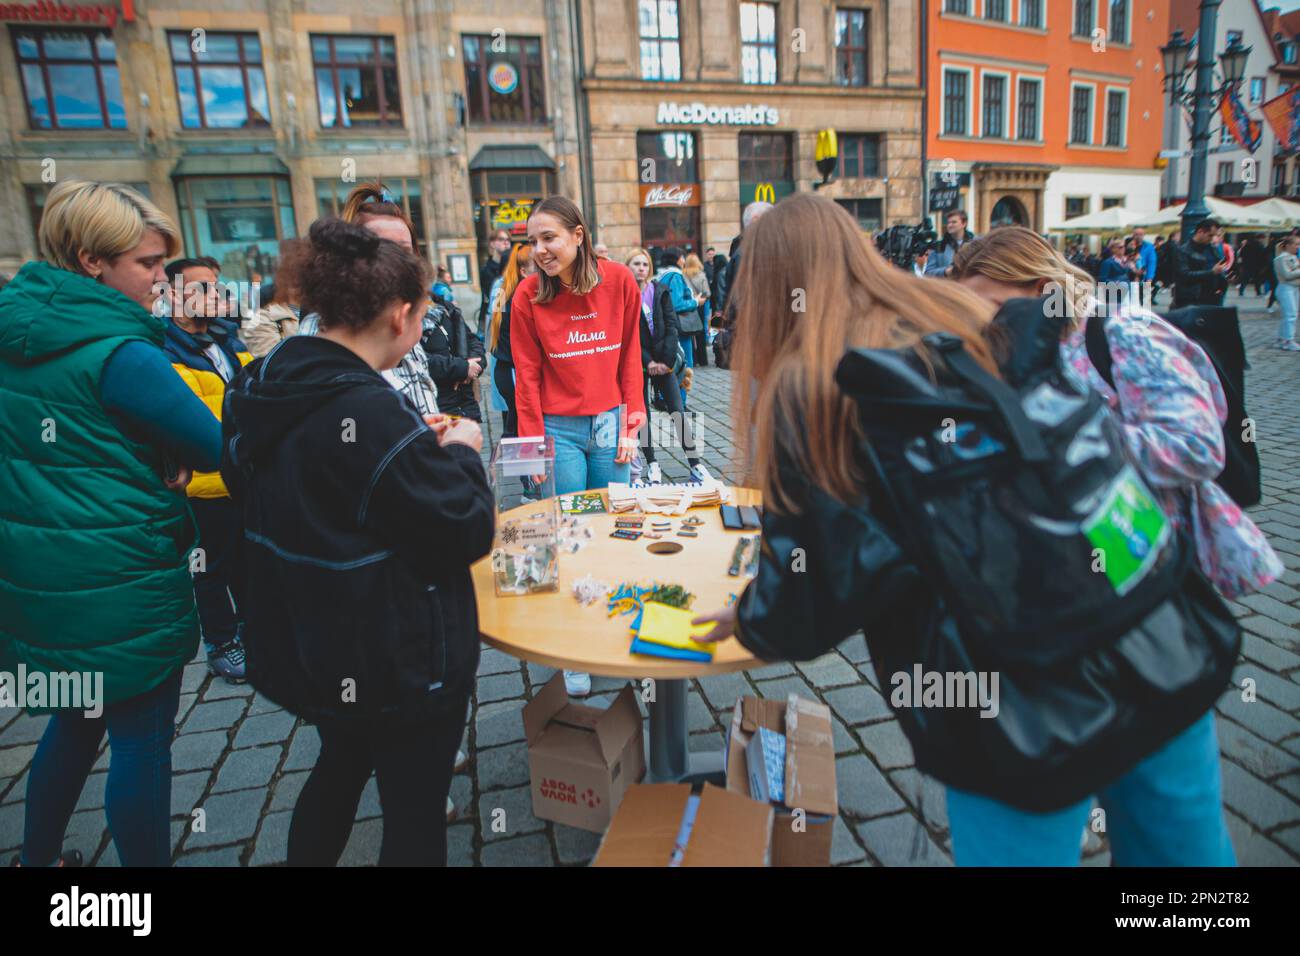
top-left (1085, 305), bottom-right (1260, 507)
top-left (1155, 238), bottom-right (1178, 287)
top-left (834, 296), bottom-right (1239, 811)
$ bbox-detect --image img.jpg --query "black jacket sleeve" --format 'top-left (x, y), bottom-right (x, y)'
top-left (493, 300), bottom-right (514, 365)
top-left (734, 457), bottom-right (923, 663)
top-left (655, 283), bottom-right (679, 365)
top-left (423, 310), bottom-right (471, 384)
top-left (1175, 242), bottom-right (1218, 283)
top-left (363, 436), bottom-right (495, 581)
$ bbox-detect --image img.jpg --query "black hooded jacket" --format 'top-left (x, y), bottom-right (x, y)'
top-left (421, 299), bottom-right (485, 420)
top-left (220, 335), bottom-right (495, 726)
top-left (639, 280), bottom-right (680, 371)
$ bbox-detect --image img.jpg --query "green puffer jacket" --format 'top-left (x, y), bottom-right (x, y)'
top-left (0, 261), bottom-right (199, 709)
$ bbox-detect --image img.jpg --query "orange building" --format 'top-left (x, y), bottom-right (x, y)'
top-left (926, 0), bottom-right (1168, 237)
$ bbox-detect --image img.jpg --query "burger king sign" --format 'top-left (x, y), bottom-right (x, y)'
top-left (488, 61), bottom-right (519, 96)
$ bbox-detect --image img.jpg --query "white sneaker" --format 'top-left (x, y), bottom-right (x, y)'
top-left (1282, 341), bottom-right (1300, 352)
top-left (563, 670), bottom-right (591, 697)
top-left (646, 461), bottom-right (663, 484)
top-left (690, 463), bottom-right (715, 483)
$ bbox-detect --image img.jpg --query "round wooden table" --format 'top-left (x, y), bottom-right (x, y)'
top-left (472, 488), bottom-right (762, 781)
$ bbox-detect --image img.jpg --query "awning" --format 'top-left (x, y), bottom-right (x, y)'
top-left (171, 154), bottom-right (291, 178)
top-left (468, 144), bottom-right (556, 171)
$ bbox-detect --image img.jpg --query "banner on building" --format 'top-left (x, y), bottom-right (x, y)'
top-left (1261, 87), bottom-right (1300, 154)
top-left (1219, 86), bottom-right (1261, 153)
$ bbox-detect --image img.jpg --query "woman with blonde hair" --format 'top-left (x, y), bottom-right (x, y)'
top-left (950, 226), bottom-right (1281, 599)
top-left (0, 179), bottom-right (222, 866)
top-left (488, 242), bottom-right (533, 439)
top-left (692, 195), bottom-right (1240, 866)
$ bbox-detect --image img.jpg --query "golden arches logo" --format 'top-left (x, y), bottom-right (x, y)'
top-left (815, 129), bottom-right (838, 162)
top-left (754, 182), bottom-right (777, 204)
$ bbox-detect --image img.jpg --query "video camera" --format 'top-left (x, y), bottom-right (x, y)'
top-left (874, 219), bottom-right (940, 271)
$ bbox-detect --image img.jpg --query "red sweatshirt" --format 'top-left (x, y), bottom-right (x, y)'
top-left (510, 258), bottom-right (646, 441)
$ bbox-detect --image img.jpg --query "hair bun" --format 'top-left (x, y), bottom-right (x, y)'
top-left (310, 217), bottom-right (380, 260)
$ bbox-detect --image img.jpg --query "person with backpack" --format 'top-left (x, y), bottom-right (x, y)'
top-left (690, 194), bottom-right (1242, 867)
top-left (951, 227), bottom-right (1282, 599)
top-left (422, 287), bottom-right (486, 420)
top-left (655, 247), bottom-right (704, 408)
top-left (1, 180), bottom-right (221, 867)
top-left (220, 219), bottom-right (494, 865)
top-left (511, 196), bottom-right (646, 698)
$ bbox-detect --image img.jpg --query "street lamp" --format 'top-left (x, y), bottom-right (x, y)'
top-left (1161, 2), bottom-right (1253, 241)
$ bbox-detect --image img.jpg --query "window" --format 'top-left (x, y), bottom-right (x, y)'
top-left (311, 36), bottom-right (401, 128)
top-left (1217, 162), bottom-right (1232, 185)
top-left (463, 34), bottom-right (545, 125)
top-left (175, 177), bottom-right (296, 280)
top-left (1273, 162), bottom-right (1285, 194)
top-left (639, 0), bottom-right (682, 81)
top-left (1104, 89), bottom-right (1125, 147)
top-left (317, 177), bottom-right (426, 254)
top-left (1073, 0), bottom-right (1093, 37)
top-left (985, 0), bottom-right (1008, 22)
top-left (739, 132), bottom-right (793, 183)
top-left (943, 69), bottom-right (970, 135)
top-left (170, 32), bottom-right (269, 130)
top-left (839, 133), bottom-right (882, 177)
top-left (1101, 195), bottom-right (1124, 209)
top-left (1070, 85), bottom-right (1093, 144)
top-left (835, 8), bottom-right (869, 87)
top-left (1250, 78), bottom-right (1264, 103)
top-left (637, 130), bottom-right (698, 183)
top-left (1109, 0), bottom-right (1128, 43)
top-left (1285, 43), bottom-right (1297, 65)
top-left (1017, 77), bottom-right (1041, 140)
top-left (835, 198), bottom-right (883, 232)
top-left (13, 29), bottom-right (126, 130)
top-left (1225, 30), bottom-right (1242, 46)
top-left (1021, 0), bottom-right (1043, 28)
top-left (1065, 196), bottom-right (1089, 219)
top-left (944, 0), bottom-right (970, 13)
top-left (740, 2), bottom-right (778, 85)
top-left (982, 74), bottom-right (1007, 138)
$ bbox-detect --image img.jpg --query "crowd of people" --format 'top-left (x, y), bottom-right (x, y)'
top-left (0, 176), bottom-right (1282, 868)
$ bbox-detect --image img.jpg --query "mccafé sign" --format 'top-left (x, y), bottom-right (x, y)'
top-left (0, 0), bottom-right (133, 25)
top-left (639, 184), bottom-right (701, 209)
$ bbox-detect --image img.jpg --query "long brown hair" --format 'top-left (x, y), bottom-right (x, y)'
top-left (340, 181), bottom-right (419, 249)
top-left (490, 243), bottom-right (532, 351)
top-left (730, 193), bottom-right (998, 513)
top-left (950, 226), bottom-right (1094, 330)
top-left (527, 196), bottom-right (600, 304)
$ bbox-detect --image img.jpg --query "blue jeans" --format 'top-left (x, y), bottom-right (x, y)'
top-left (545, 406), bottom-right (630, 494)
top-left (23, 667), bottom-right (182, 867)
top-left (1277, 282), bottom-right (1298, 341)
top-left (946, 710), bottom-right (1235, 866)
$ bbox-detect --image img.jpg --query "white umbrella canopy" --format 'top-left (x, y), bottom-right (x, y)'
top-left (1245, 197), bottom-right (1300, 228)
top-left (1049, 205), bottom-right (1146, 233)
top-left (1131, 196), bottom-right (1290, 230)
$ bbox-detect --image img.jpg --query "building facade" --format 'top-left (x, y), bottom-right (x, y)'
top-left (1162, 0), bottom-right (1290, 206)
top-left (0, 0), bottom-right (585, 304)
top-left (577, 0), bottom-right (924, 258)
top-left (0, 0), bottom-right (925, 292)
top-left (926, 0), bottom-right (1167, 239)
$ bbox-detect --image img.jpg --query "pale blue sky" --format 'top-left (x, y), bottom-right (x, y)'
top-left (1270, 0), bottom-right (1300, 11)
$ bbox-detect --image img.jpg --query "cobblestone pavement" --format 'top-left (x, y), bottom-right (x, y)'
top-left (1, 291), bottom-right (1297, 866)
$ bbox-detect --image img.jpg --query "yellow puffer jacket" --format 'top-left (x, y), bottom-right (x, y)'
top-left (164, 322), bottom-right (252, 499)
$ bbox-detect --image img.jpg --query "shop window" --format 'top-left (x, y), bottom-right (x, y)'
top-left (639, 0), bottom-right (682, 81)
top-left (316, 177), bottom-right (425, 255)
top-left (838, 133), bottom-right (881, 178)
top-left (637, 131), bottom-right (698, 184)
top-left (834, 8), bottom-right (868, 88)
top-left (14, 29), bottom-right (126, 130)
top-left (170, 31), bottom-right (270, 130)
top-left (463, 35), bottom-right (545, 125)
top-left (311, 35), bottom-right (401, 128)
top-left (740, 2), bottom-right (778, 85)
top-left (175, 176), bottom-right (296, 280)
top-left (835, 198), bottom-right (882, 232)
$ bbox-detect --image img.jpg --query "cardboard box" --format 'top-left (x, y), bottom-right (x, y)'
top-left (725, 694), bottom-right (839, 867)
top-left (593, 783), bottom-right (773, 866)
top-left (522, 672), bottom-right (645, 832)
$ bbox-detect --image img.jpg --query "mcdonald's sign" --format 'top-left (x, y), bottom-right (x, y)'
top-left (815, 129), bottom-right (838, 186)
top-left (753, 182), bottom-right (777, 204)
top-left (739, 180), bottom-right (793, 211)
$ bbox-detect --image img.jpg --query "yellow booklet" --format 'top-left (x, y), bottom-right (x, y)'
top-left (635, 602), bottom-right (716, 656)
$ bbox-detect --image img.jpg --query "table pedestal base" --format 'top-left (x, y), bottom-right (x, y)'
top-left (645, 677), bottom-right (726, 785)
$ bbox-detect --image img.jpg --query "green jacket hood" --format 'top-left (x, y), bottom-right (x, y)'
top-left (0, 260), bottom-right (165, 363)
